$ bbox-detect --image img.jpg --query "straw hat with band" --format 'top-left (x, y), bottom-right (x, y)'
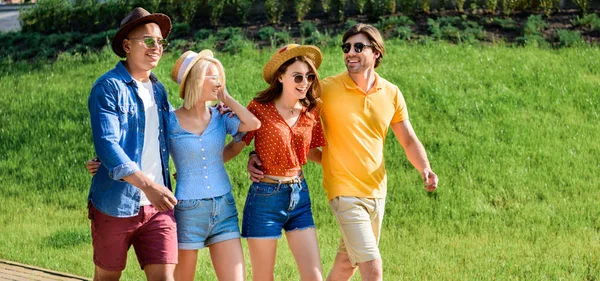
top-left (171, 50), bottom-right (217, 99)
top-left (111, 7), bottom-right (172, 58)
top-left (262, 44), bottom-right (322, 84)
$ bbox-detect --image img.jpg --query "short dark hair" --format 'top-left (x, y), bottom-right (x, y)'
top-left (342, 24), bottom-right (385, 68)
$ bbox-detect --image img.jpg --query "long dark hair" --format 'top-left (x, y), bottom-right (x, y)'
top-left (254, 56), bottom-right (321, 112)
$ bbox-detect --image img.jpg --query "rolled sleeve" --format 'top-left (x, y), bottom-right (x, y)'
top-left (89, 81), bottom-right (139, 181)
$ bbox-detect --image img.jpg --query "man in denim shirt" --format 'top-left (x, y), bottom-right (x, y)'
top-left (87, 7), bottom-right (177, 280)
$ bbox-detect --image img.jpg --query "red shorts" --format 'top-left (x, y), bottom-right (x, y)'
top-left (88, 203), bottom-right (178, 271)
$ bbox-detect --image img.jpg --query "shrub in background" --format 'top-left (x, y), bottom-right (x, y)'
top-left (215, 27), bottom-right (244, 41)
top-left (538, 0), bottom-right (559, 16)
top-left (398, 0), bottom-right (418, 14)
top-left (421, 0), bottom-right (431, 13)
top-left (572, 13), bottom-right (600, 31)
top-left (257, 26), bottom-right (276, 41)
top-left (485, 0), bottom-right (498, 12)
top-left (555, 29), bottom-right (585, 47)
top-left (195, 29), bottom-right (213, 40)
top-left (356, 0), bottom-right (368, 13)
top-left (321, 0), bottom-right (332, 12)
top-left (170, 23), bottom-right (191, 39)
top-left (572, 0), bottom-right (590, 14)
top-left (265, 0), bottom-right (285, 24)
top-left (300, 21), bottom-right (318, 37)
top-left (273, 31), bottom-right (293, 47)
top-left (333, 0), bottom-right (348, 21)
top-left (230, 0), bottom-right (254, 23)
top-left (455, 0), bottom-right (466, 12)
top-left (179, 0), bottom-right (200, 25)
top-left (369, 0), bottom-right (396, 18)
top-left (516, 14), bottom-right (549, 47)
top-left (295, 0), bottom-right (312, 22)
top-left (377, 16), bottom-right (414, 39)
top-left (208, 0), bottom-right (226, 26)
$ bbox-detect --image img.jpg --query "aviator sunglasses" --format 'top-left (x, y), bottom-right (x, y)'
top-left (127, 36), bottom-right (169, 50)
top-left (341, 42), bottom-right (373, 54)
top-left (290, 73), bottom-right (316, 83)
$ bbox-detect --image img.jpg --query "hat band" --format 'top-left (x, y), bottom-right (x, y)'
top-left (177, 52), bottom-right (198, 84)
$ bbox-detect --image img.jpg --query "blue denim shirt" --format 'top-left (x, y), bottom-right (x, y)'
top-left (88, 61), bottom-right (172, 217)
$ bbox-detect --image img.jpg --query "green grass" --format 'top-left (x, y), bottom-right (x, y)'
top-left (1, 43), bottom-right (599, 280)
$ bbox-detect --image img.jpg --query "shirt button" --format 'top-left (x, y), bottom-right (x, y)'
top-left (199, 139), bottom-right (202, 141)
top-left (207, 186), bottom-right (210, 189)
top-left (203, 166), bottom-right (207, 169)
top-left (202, 157), bottom-right (206, 160)
top-left (201, 148), bottom-right (205, 151)
top-left (205, 176), bottom-right (208, 179)
top-left (140, 129), bottom-right (144, 133)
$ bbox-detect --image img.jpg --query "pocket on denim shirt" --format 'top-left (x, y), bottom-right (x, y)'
top-left (118, 104), bottom-right (137, 130)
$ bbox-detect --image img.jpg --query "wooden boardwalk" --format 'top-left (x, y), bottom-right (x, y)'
top-left (0, 260), bottom-right (90, 281)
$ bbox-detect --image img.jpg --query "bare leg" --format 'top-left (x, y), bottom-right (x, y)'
top-left (356, 259), bottom-right (382, 281)
top-left (286, 228), bottom-right (323, 281)
top-left (209, 238), bottom-right (245, 281)
top-left (93, 266), bottom-right (122, 281)
top-left (247, 238), bottom-right (278, 281)
top-left (326, 252), bottom-right (356, 281)
top-left (144, 263), bottom-right (176, 281)
top-left (174, 249), bottom-right (198, 281)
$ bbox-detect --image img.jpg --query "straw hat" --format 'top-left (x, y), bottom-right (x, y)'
top-left (111, 7), bottom-right (172, 58)
top-left (171, 50), bottom-right (215, 98)
top-left (262, 44), bottom-right (322, 84)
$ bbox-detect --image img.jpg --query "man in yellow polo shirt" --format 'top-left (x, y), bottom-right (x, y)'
top-left (319, 23), bottom-right (438, 281)
top-left (248, 24), bottom-right (438, 281)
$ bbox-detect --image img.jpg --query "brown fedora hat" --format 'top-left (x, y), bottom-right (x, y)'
top-left (111, 7), bottom-right (172, 58)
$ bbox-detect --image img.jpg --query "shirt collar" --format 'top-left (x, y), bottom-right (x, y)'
top-left (341, 71), bottom-right (383, 93)
top-left (115, 61), bottom-right (158, 84)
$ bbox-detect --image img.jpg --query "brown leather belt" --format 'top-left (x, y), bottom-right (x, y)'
top-left (259, 173), bottom-right (304, 184)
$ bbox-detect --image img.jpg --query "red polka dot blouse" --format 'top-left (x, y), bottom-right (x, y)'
top-left (242, 100), bottom-right (326, 177)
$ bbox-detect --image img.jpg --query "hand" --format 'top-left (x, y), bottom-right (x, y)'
top-left (422, 168), bottom-right (438, 192)
top-left (248, 154), bottom-right (264, 182)
top-left (215, 101), bottom-right (236, 118)
top-left (217, 87), bottom-right (229, 104)
top-left (86, 157), bottom-right (101, 176)
top-left (144, 183), bottom-right (178, 212)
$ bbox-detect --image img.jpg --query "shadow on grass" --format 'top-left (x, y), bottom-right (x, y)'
top-left (44, 228), bottom-right (91, 249)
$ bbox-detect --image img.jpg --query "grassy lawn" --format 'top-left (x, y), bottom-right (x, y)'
top-left (0, 43), bottom-right (599, 280)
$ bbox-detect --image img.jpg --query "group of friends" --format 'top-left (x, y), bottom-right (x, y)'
top-left (85, 7), bottom-right (439, 281)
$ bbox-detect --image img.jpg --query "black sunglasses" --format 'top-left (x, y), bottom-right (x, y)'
top-left (291, 73), bottom-right (316, 83)
top-left (341, 42), bottom-right (373, 54)
top-left (127, 36), bottom-right (169, 50)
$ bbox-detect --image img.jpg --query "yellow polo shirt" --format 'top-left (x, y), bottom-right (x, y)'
top-left (320, 71), bottom-right (408, 200)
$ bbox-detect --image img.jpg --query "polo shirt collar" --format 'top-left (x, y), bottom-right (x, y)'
top-left (342, 71), bottom-right (383, 93)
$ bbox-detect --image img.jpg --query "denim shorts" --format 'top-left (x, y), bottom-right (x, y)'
top-left (242, 178), bottom-right (315, 239)
top-left (174, 191), bottom-right (241, 250)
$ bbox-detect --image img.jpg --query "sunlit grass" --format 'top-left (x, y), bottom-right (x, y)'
top-left (1, 43), bottom-right (599, 280)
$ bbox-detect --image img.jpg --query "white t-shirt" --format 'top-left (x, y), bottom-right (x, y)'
top-left (135, 79), bottom-right (165, 206)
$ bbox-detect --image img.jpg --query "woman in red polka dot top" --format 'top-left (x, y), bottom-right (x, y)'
top-left (227, 44), bottom-right (326, 281)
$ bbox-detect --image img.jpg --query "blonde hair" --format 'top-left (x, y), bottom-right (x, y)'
top-left (182, 50), bottom-right (227, 109)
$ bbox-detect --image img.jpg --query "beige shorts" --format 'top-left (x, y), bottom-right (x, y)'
top-left (329, 196), bottom-right (386, 266)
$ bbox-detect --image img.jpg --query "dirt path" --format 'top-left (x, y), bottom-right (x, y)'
top-left (0, 259), bottom-right (90, 281)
